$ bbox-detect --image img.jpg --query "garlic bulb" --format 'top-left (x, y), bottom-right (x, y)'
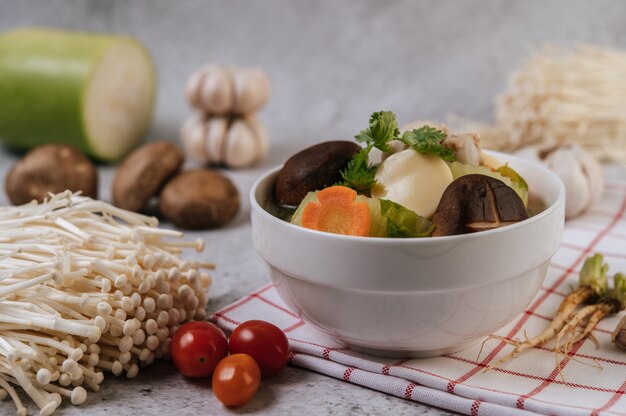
top-left (185, 65), bottom-right (270, 115)
top-left (516, 143), bottom-right (604, 219)
top-left (181, 114), bottom-right (268, 168)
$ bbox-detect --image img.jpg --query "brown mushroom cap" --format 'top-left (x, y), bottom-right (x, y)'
top-left (432, 174), bottom-right (528, 237)
top-left (112, 141), bottom-right (184, 212)
top-left (5, 144), bottom-right (98, 205)
top-left (159, 169), bottom-right (239, 229)
top-left (274, 141), bottom-right (361, 206)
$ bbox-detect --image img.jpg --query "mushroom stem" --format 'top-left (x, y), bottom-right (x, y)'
top-left (0, 375), bottom-right (28, 416)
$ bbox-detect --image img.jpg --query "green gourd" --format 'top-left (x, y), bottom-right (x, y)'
top-left (0, 28), bottom-right (156, 161)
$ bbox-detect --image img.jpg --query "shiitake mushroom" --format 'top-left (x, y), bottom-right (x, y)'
top-left (159, 169), bottom-right (239, 229)
top-left (432, 174), bottom-right (528, 236)
top-left (5, 144), bottom-right (98, 205)
top-left (112, 141), bottom-right (184, 212)
top-left (274, 141), bottom-right (361, 206)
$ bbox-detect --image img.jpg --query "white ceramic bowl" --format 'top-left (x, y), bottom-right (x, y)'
top-left (250, 151), bottom-right (565, 357)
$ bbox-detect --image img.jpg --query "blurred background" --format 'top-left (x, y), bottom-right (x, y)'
top-left (3, 0), bottom-right (626, 153)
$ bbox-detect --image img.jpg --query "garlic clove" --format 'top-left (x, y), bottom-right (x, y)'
top-left (223, 119), bottom-right (259, 168)
top-left (516, 143), bottom-right (604, 219)
top-left (184, 67), bottom-right (206, 109)
top-left (246, 115), bottom-right (269, 160)
top-left (233, 68), bottom-right (271, 114)
top-left (204, 118), bottom-right (228, 164)
top-left (571, 143), bottom-right (604, 212)
top-left (198, 65), bottom-right (235, 115)
top-left (546, 148), bottom-right (590, 218)
top-left (371, 149), bottom-right (453, 218)
top-left (180, 114), bottom-right (209, 163)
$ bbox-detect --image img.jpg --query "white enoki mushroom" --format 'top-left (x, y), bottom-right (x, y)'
top-left (0, 193), bottom-right (212, 415)
top-left (458, 45), bottom-right (626, 163)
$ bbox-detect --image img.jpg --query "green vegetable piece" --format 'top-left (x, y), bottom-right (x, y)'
top-left (354, 111), bottom-right (400, 152)
top-left (338, 145), bottom-right (378, 193)
top-left (579, 253), bottom-right (609, 295)
top-left (365, 196), bottom-right (386, 237)
top-left (610, 272), bottom-right (626, 309)
top-left (380, 199), bottom-right (434, 238)
top-left (0, 28), bottom-right (156, 161)
top-left (290, 191), bottom-right (318, 226)
top-left (400, 126), bottom-right (456, 162)
top-left (497, 164), bottom-right (528, 191)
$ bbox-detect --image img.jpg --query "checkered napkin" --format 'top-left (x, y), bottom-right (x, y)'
top-left (213, 181), bottom-right (626, 416)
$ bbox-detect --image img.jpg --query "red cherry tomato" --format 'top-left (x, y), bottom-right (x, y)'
top-left (229, 320), bottom-right (289, 377)
top-left (170, 321), bottom-right (228, 378)
top-left (212, 353), bottom-right (261, 406)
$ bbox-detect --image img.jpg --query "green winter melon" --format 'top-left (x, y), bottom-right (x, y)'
top-left (0, 28), bottom-right (156, 161)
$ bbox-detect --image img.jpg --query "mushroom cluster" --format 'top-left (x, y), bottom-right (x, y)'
top-left (0, 192), bottom-right (212, 415)
top-left (112, 141), bottom-right (240, 230)
top-left (181, 65), bottom-right (270, 168)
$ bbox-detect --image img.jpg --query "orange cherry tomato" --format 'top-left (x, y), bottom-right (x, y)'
top-left (212, 354), bottom-right (261, 407)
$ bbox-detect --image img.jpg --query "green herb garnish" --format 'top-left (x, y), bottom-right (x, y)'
top-left (337, 146), bottom-right (378, 193)
top-left (400, 126), bottom-right (456, 162)
top-left (341, 111), bottom-right (452, 193)
top-left (340, 111), bottom-right (400, 192)
top-left (354, 111), bottom-right (400, 152)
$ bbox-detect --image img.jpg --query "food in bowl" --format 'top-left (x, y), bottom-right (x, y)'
top-left (271, 111), bottom-right (537, 238)
top-left (250, 111), bottom-right (565, 357)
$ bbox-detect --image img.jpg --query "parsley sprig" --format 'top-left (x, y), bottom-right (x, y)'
top-left (400, 126), bottom-right (456, 162)
top-left (338, 145), bottom-right (378, 193)
top-left (355, 111), bottom-right (400, 152)
top-left (339, 111), bottom-right (454, 193)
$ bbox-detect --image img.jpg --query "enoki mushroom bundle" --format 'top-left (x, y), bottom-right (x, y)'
top-left (472, 46), bottom-right (626, 163)
top-left (0, 192), bottom-right (212, 415)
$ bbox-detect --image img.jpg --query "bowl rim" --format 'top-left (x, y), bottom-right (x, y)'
top-left (249, 149), bottom-right (565, 245)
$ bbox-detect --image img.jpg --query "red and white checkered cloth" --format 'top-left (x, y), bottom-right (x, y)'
top-left (213, 181), bottom-right (626, 416)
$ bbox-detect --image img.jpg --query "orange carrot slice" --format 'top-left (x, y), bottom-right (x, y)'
top-left (301, 186), bottom-right (371, 236)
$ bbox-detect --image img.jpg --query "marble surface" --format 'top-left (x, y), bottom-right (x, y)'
top-left (1, 1), bottom-right (626, 414)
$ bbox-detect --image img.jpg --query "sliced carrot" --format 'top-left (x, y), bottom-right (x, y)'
top-left (301, 186), bottom-right (371, 236)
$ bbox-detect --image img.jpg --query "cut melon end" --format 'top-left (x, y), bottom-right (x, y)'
top-left (83, 38), bottom-right (156, 161)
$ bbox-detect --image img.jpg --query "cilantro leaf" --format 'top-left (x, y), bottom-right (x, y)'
top-left (400, 126), bottom-right (456, 162)
top-left (355, 111), bottom-right (400, 152)
top-left (338, 145), bottom-right (378, 193)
